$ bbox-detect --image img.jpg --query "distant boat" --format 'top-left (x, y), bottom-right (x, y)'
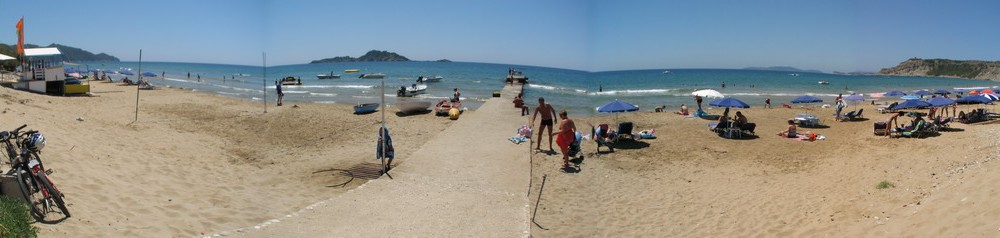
top-left (396, 83), bottom-right (428, 97)
top-left (317, 73), bottom-right (341, 79)
top-left (344, 69), bottom-right (360, 73)
top-left (417, 76), bottom-right (443, 83)
top-left (360, 73), bottom-right (386, 79)
top-left (353, 103), bottom-right (379, 114)
top-left (662, 70), bottom-right (671, 74)
top-left (398, 101), bottom-right (432, 114)
top-left (818, 81), bottom-right (830, 85)
top-left (790, 73), bottom-right (800, 76)
top-left (280, 76), bottom-right (302, 85)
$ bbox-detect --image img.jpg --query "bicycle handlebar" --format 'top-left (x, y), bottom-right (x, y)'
top-left (13, 125), bottom-right (26, 134)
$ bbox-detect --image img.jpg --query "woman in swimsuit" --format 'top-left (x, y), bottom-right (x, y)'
top-left (551, 110), bottom-right (577, 169)
top-left (778, 119), bottom-right (797, 138)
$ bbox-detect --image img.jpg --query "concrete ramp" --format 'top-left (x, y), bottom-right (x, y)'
top-left (236, 85), bottom-right (531, 237)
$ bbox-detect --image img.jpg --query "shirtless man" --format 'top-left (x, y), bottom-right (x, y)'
top-left (531, 97), bottom-right (558, 152)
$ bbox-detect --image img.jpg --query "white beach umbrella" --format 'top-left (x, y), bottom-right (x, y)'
top-left (691, 89), bottom-right (724, 98)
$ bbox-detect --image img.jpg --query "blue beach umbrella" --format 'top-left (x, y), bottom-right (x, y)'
top-left (955, 95), bottom-right (991, 104)
top-left (120, 70), bottom-right (135, 76)
top-left (596, 100), bottom-right (640, 113)
top-left (102, 69), bottom-right (116, 74)
top-left (926, 97), bottom-right (956, 107)
top-left (933, 89), bottom-right (951, 95)
top-left (984, 94), bottom-right (1000, 101)
top-left (912, 90), bottom-right (932, 96)
top-left (891, 99), bottom-right (931, 110)
top-left (141, 72), bottom-right (157, 77)
top-left (884, 90), bottom-right (907, 96)
top-left (900, 95), bottom-right (920, 100)
top-left (709, 97), bottom-right (751, 108)
top-left (790, 95), bottom-right (823, 104)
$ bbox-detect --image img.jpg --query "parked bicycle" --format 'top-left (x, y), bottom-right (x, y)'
top-left (1, 124), bottom-right (69, 219)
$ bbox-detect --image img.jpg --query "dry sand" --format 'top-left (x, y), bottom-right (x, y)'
top-left (0, 80), bottom-right (452, 237)
top-left (529, 102), bottom-right (1000, 237)
top-left (3, 75), bottom-right (999, 237)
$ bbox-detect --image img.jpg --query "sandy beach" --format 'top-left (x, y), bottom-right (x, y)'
top-left (1, 76), bottom-right (997, 237)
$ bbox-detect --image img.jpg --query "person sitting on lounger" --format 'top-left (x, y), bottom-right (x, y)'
top-left (673, 104), bottom-right (689, 115)
top-left (778, 119), bottom-right (797, 138)
top-left (122, 77), bottom-right (134, 85)
top-left (711, 109), bottom-right (731, 131)
top-left (734, 111), bottom-right (748, 127)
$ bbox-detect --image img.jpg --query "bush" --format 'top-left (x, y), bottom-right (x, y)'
top-left (876, 180), bottom-right (895, 189)
top-left (0, 195), bottom-right (37, 238)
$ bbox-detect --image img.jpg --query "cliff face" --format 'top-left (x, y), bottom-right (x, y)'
top-left (879, 58), bottom-right (1000, 81)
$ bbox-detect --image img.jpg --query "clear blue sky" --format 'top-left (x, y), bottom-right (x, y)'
top-left (2, 0), bottom-right (999, 72)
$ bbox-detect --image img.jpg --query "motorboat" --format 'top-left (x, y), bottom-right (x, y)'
top-left (417, 75), bottom-right (443, 83)
top-left (818, 81), bottom-right (830, 85)
top-left (353, 103), bottom-right (379, 114)
top-left (662, 70), bottom-right (671, 74)
top-left (434, 100), bottom-right (462, 115)
top-left (317, 73), bottom-right (341, 79)
top-left (344, 69), bottom-right (360, 73)
top-left (280, 76), bottom-right (302, 85)
top-left (398, 101), bottom-right (432, 114)
top-left (359, 73), bottom-right (386, 79)
top-left (396, 83), bottom-right (428, 97)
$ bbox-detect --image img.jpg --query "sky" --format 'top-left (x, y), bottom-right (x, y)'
top-left (1, 0), bottom-right (999, 72)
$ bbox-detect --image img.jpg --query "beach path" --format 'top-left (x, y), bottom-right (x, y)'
top-left (235, 85), bottom-right (531, 237)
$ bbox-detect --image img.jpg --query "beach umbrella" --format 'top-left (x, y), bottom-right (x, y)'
top-left (900, 95), bottom-right (920, 100)
top-left (912, 90), bottom-right (932, 96)
top-left (141, 72), bottom-right (157, 77)
top-left (927, 97), bottom-right (956, 107)
top-left (955, 95), bottom-right (991, 104)
top-left (933, 89), bottom-right (951, 95)
top-left (984, 94), bottom-right (1000, 101)
top-left (891, 99), bottom-right (931, 110)
top-left (981, 89), bottom-right (995, 94)
top-left (790, 95), bottom-right (823, 104)
top-left (102, 69), bottom-right (116, 74)
top-left (596, 99), bottom-right (640, 113)
top-left (709, 97), bottom-right (750, 108)
top-left (844, 94), bottom-right (865, 105)
top-left (120, 70), bottom-right (135, 75)
top-left (691, 89), bottom-right (724, 98)
top-left (64, 68), bottom-right (77, 73)
top-left (884, 90), bottom-right (907, 96)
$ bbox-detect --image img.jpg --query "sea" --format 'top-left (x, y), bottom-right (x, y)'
top-left (74, 61), bottom-right (1000, 117)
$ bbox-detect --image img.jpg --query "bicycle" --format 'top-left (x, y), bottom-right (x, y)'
top-left (1, 124), bottom-right (70, 219)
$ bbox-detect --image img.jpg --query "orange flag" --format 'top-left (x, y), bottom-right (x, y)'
top-left (16, 17), bottom-right (24, 55)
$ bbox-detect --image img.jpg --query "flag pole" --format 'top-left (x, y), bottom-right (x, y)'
top-left (263, 52), bottom-right (267, 113)
top-left (134, 49), bottom-right (142, 122)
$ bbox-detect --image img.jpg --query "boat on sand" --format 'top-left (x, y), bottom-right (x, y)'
top-left (434, 100), bottom-right (461, 115)
top-left (353, 103), bottom-right (379, 114)
top-left (398, 101), bottom-right (432, 114)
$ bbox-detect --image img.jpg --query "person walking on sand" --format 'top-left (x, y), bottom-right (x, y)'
top-left (275, 80), bottom-right (284, 106)
top-left (551, 110), bottom-right (577, 170)
top-left (765, 97), bottom-right (771, 109)
top-left (531, 97), bottom-right (558, 152)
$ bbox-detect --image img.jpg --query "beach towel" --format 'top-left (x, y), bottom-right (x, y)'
top-left (377, 126), bottom-right (394, 159)
top-left (639, 129), bottom-right (657, 139)
top-left (509, 125), bottom-right (533, 144)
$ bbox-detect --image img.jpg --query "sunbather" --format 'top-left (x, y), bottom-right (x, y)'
top-left (777, 119), bottom-right (797, 138)
top-left (734, 111), bottom-right (748, 127)
top-left (551, 110), bottom-right (577, 170)
top-left (711, 109), bottom-right (730, 131)
top-left (673, 104), bottom-right (689, 115)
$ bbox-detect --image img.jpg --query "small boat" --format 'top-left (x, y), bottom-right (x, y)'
top-left (280, 76), bottom-right (302, 85)
top-left (434, 100), bottom-right (462, 115)
top-left (398, 101), bottom-right (432, 114)
top-left (359, 73), bottom-right (386, 79)
top-left (417, 76), bottom-right (443, 83)
top-left (344, 69), bottom-right (360, 73)
top-left (505, 70), bottom-right (528, 84)
top-left (818, 81), bottom-right (830, 85)
top-left (353, 103), bottom-right (379, 114)
top-left (317, 73), bottom-right (341, 79)
top-left (662, 70), bottom-right (671, 74)
top-left (396, 84), bottom-right (428, 97)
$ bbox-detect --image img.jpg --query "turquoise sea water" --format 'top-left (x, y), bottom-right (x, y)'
top-left (76, 61), bottom-right (1000, 116)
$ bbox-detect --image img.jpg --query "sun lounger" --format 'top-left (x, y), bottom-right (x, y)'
top-left (894, 120), bottom-right (932, 138)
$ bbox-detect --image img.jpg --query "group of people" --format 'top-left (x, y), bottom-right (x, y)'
top-left (517, 96), bottom-right (577, 171)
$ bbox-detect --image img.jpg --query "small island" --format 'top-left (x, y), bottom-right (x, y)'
top-left (309, 50), bottom-right (410, 64)
top-left (879, 58), bottom-right (1000, 81)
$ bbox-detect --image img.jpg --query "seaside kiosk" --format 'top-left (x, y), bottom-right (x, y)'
top-left (14, 47), bottom-right (90, 96)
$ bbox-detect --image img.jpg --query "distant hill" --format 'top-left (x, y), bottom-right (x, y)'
top-left (310, 50), bottom-right (410, 64)
top-left (879, 58), bottom-right (1000, 81)
top-left (744, 66), bottom-right (823, 74)
top-left (0, 43), bottom-right (119, 71)
top-left (436, 59), bottom-right (451, 62)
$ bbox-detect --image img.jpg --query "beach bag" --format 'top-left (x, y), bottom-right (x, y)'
top-left (517, 125), bottom-right (532, 138)
top-left (808, 132), bottom-right (817, 141)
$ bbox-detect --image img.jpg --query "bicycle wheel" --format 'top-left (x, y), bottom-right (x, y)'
top-left (13, 168), bottom-right (44, 218)
top-left (37, 174), bottom-right (70, 218)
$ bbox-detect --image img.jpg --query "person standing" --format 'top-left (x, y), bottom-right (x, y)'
top-left (161, 71), bottom-right (165, 78)
top-left (765, 97), bottom-right (771, 109)
top-left (694, 95), bottom-right (703, 110)
top-left (451, 88), bottom-right (461, 102)
top-left (275, 80), bottom-right (284, 106)
top-left (531, 97), bottom-right (557, 152)
top-left (551, 110), bottom-right (577, 170)
top-left (187, 72), bottom-right (190, 79)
